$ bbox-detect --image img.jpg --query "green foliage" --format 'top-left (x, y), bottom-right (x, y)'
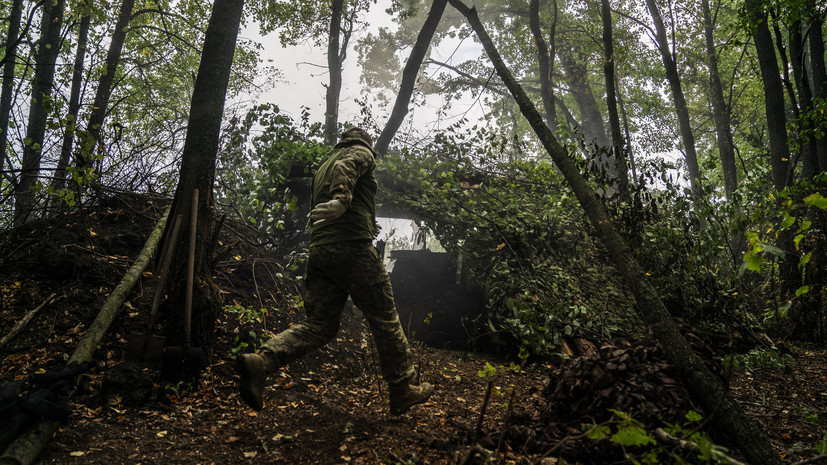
top-left (722, 347), bottom-right (794, 374)
top-left (216, 104), bottom-right (329, 242)
top-left (379, 124), bottom-right (640, 355)
top-left (584, 410), bottom-right (731, 464)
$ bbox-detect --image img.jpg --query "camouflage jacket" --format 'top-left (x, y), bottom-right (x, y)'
top-left (309, 138), bottom-right (379, 247)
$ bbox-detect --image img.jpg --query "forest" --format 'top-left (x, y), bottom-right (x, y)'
top-left (0, 0), bottom-right (826, 463)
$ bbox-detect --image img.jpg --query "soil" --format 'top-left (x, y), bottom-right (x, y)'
top-left (0, 194), bottom-right (825, 464)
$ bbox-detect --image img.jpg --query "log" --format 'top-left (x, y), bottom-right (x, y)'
top-left (0, 293), bottom-right (56, 350)
top-left (0, 207), bottom-right (169, 465)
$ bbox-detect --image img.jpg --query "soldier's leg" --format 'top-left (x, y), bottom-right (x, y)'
top-left (345, 244), bottom-right (414, 385)
top-left (260, 266), bottom-right (348, 368)
top-left (237, 248), bottom-right (347, 410)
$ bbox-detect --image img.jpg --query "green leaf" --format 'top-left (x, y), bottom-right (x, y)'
top-left (611, 425), bottom-right (655, 447)
top-left (803, 193), bottom-right (827, 209)
top-left (685, 410), bottom-right (702, 422)
top-left (762, 244), bottom-right (785, 258)
top-left (800, 251), bottom-right (812, 268)
top-left (794, 234), bottom-right (804, 250)
top-left (744, 253), bottom-right (764, 272)
top-left (781, 213), bottom-right (795, 229)
top-left (795, 286), bottom-right (809, 297)
top-left (585, 425), bottom-right (610, 440)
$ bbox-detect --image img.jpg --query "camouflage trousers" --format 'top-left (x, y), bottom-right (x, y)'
top-left (261, 240), bottom-right (415, 385)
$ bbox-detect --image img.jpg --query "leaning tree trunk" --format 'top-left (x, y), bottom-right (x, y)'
top-left (445, 1), bottom-right (783, 464)
top-left (701, 0), bottom-right (737, 200)
top-left (0, 0), bottom-right (23, 183)
top-left (13, 0), bottom-right (65, 226)
top-left (164, 0), bottom-right (244, 359)
top-left (599, 0), bottom-right (630, 199)
top-left (52, 11), bottom-right (91, 198)
top-left (0, 207), bottom-right (169, 465)
top-left (78, 0), bottom-right (135, 169)
top-left (374, 0), bottom-right (448, 155)
top-left (324, 0), bottom-right (345, 146)
top-left (789, 19), bottom-right (820, 180)
top-left (645, 0), bottom-right (702, 200)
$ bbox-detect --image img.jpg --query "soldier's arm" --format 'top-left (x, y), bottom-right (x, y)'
top-left (328, 146), bottom-right (375, 208)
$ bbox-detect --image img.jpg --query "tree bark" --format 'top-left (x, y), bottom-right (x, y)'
top-left (599, 0), bottom-right (630, 199)
top-left (445, 1), bottom-right (783, 463)
top-left (78, 0), bottom-right (135, 168)
top-left (528, 0), bottom-right (556, 129)
top-left (374, 0), bottom-right (448, 155)
top-left (165, 0), bottom-right (244, 359)
top-left (556, 35), bottom-right (610, 150)
top-left (701, 0), bottom-right (737, 200)
top-left (0, 0), bottom-right (23, 184)
top-left (324, 0), bottom-right (344, 146)
top-left (13, 0), bottom-right (65, 226)
top-left (52, 12), bottom-right (91, 196)
top-left (805, 2), bottom-right (827, 172)
top-left (789, 19), bottom-right (819, 180)
top-left (746, 0), bottom-right (791, 191)
top-left (645, 0), bottom-right (702, 199)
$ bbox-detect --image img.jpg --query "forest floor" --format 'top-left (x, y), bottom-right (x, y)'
top-left (1, 194), bottom-right (826, 465)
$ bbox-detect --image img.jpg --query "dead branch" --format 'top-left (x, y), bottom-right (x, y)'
top-left (0, 293), bottom-right (57, 350)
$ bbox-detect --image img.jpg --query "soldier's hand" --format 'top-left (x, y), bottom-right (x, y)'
top-left (310, 199), bottom-right (347, 227)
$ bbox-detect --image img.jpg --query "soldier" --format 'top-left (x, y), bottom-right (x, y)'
top-left (236, 127), bottom-right (433, 415)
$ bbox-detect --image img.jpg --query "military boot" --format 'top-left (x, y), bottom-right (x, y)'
top-left (235, 352), bottom-right (276, 411)
top-left (389, 381), bottom-right (434, 415)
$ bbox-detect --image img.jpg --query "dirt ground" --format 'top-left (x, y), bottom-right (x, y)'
top-left (1, 195), bottom-right (826, 464)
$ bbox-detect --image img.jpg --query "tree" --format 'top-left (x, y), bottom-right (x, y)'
top-left (13, 0), bottom-right (65, 226)
top-left (445, 1), bottom-right (783, 463)
top-left (374, 0), bottom-right (449, 154)
top-left (77, 0), bottom-right (136, 170)
top-left (645, 0), bottom-right (702, 200)
top-left (599, 0), bottom-right (630, 199)
top-left (52, 7), bottom-right (91, 199)
top-left (745, 0), bottom-right (790, 191)
top-left (324, 0), bottom-right (345, 145)
top-left (164, 0), bottom-right (245, 357)
top-left (0, 0), bottom-right (24, 184)
top-left (701, 0), bottom-right (737, 199)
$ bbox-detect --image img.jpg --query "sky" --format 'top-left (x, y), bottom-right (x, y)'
top-left (237, 1), bottom-right (488, 137)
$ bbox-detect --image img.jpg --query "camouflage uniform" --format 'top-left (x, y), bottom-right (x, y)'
top-left (260, 129), bottom-right (415, 386)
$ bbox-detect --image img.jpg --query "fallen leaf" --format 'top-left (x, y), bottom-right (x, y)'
top-left (70, 451), bottom-right (85, 457)
top-left (243, 451), bottom-right (257, 458)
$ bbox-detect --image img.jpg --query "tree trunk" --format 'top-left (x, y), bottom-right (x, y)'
top-left (0, 0), bottom-right (23, 184)
top-left (701, 0), bottom-right (737, 200)
top-left (789, 19), bottom-right (819, 180)
top-left (556, 36), bottom-right (610, 151)
top-left (52, 12), bottom-right (91, 196)
top-left (599, 0), bottom-right (630, 199)
top-left (13, 0), bottom-right (65, 226)
top-left (78, 0), bottom-right (135, 168)
top-left (746, 0), bottom-right (791, 190)
top-left (324, 0), bottom-right (344, 146)
top-left (445, 1), bottom-right (783, 464)
top-left (645, 0), bottom-right (702, 199)
top-left (165, 0), bottom-right (244, 359)
top-left (374, 0), bottom-right (448, 155)
top-left (528, 0), bottom-right (556, 129)
top-left (806, 2), bottom-right (827, 172)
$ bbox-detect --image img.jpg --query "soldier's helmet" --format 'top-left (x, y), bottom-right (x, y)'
top-left (340, 127), bottom-right (373, 147)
